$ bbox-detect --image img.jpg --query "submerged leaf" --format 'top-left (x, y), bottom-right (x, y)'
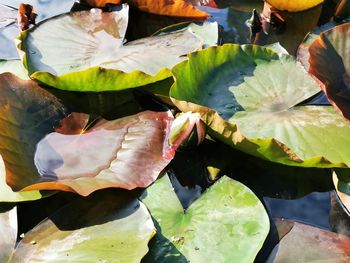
top-left (141, 174), bottom-right (269, 263)
top-left (10, 190), bottom-right (155, 262)
top-left (267, 219), bottom-right (350, 263)
top-left (170, 44), bottom-right (350, 167)
top-left (308, 23), bottom-right (350, 122)
top-left (127, 0), bottom-right (209, 18)
top-left (266, 0), bottom-right (324, 12)
top-left (18, 4), bottom-right (212, 91)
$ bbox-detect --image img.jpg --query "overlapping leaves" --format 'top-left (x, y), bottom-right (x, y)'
top-left (141, 174), bottom-right (269, 263)
top-left (170, 44), bottom-right (350, 167)
top-left (19, 4), bottom-right (217, 91)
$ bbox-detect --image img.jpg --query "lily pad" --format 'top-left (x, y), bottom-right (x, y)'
top-left (0, 0), bottom-right (76, 22)
top-left (307, 22), bottom-right (350, 122)
top-left (25, 110), bottom-right (174, 196)
top-left (266, 0), bottom-right (324, 12)
top-left (0, 207), bottom-right (17, 263)
top-left (266, 219), bottom-right (350, 263)
top-left (141, 174), bottom-right (269, 262)
top-left (0, 154), bottom-right (42, 202)
top-left (0, 59), bottom-right (29, 79)
top-left (0, 4), bottom-right (17, 29)
top-left (127, 0), bottom-right (209, 18)
top-left (0, 73), bottom-right (176, 196)
top-left (9, 190), bottom-right (155, 262)
top-left (170, 44), bottom-right (350, 167)
top-left (19, 4), bottom-right (211, 91)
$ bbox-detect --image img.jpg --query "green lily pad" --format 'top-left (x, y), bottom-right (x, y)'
top-left (9, 190), bottom-right (155, 262)
top-left (0, 207), bottom-right (17, 263)
top-left (170, 44), bottom-right (350, 167)
top-left (18, 4), bottom-right (216, 91)
top-left (141, 174), bottom-right (269, 263)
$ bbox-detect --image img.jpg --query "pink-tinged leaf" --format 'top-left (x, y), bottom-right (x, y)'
top-left (21, 111), bottom-right (175, 196)
top-left (267, 219), bottom-right (350, 263)
top-left (0, 73), bottom-right (176, 196)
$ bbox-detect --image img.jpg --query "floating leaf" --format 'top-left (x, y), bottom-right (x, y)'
top-left (0, 207), bottom-right (17, 263)
top-left (0, 4), bottom-right (17, 29)
top-left (308, 23), bottom-right (350, 122)
top-left (0, 59), bottom-right (29, 79)
top-left (0, 0), bottom-right (75, 22)
top-left (0, 73), bottom-right (176, 196)
top-left (0, 73), bottom-right (67, 194)
top-left (265, 0), bottom-right (324, 12)
top-left (333, 170), bottom-right (350, 214)
top-left (10, 190), bottom-right (155, 262)
top-left (266, 219), bottom-right (350, 263)
top-left (0, 154), bottom-right (42, 202)
top-left (25, 110), bottom-right (174, 196)
top-left (82, 0), bottom-right (122, 7)
top-left (127, 0), bottom-right (209, 18)
top-left (19, 4), bottom-right (210, 91)
top-left (141, 174), bottom-right (269, 262)
top-left (170, 44), bottom-right (350, 167)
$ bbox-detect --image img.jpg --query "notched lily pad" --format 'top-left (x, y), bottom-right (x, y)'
top-left (141, 174), bottom-right (269, 263)
top-left (9, 190), bottom-right (155, 262)
top-left (18, 4), bottom-right (216, 91)
top-left (170, 44), bottom-right (350, 167)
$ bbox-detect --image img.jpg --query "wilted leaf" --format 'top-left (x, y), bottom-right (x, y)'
top-left (266, 219), bottom-right (350, 263)
top-left (127, 0), bottom-right (209, 18)
top-left (17, 3), bottom-right (37, 31)
top-left (18, 4), bottom-right (213, 91)
top-left (141, 174), bottom-right (269, 262)
top-left (0, 207), bottom-right (17, 263)
top-left (266, 0), bottom-right (324, 12)
top-left (308, 22), bottom-right (350, 122)
top-left (9, 190), bottom-right (155, 262)
top-left (170, 44), bottom-right (350, 167)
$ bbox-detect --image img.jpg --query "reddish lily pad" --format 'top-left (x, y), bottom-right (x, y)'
top-left (308, 22), bottom-right (350, 122)
top-left (267, 219), bottom-right (350, 263)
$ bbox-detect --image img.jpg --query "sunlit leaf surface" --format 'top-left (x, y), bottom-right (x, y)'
top-left (266, 0), bottom-right (324, 12)
top-left (170, 44), bottom-right (350, 167)
top-left (127, 0), bottom-right (209, 18)
top-left (308, 22), bottom-right (350, 122)
top-left (267, 219), bottom-right (350, 263)
top-left (19, 4), bottom-right (216, 91)
top-left (141, 174), bottom-right (269, 263)
top-left (10, 190), bottom-right (155, 262)
top-left (0, 207), bottom-right (17, 263)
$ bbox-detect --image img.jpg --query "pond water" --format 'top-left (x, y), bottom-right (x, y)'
top-left (0, 0), bottom-right (349, 262)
